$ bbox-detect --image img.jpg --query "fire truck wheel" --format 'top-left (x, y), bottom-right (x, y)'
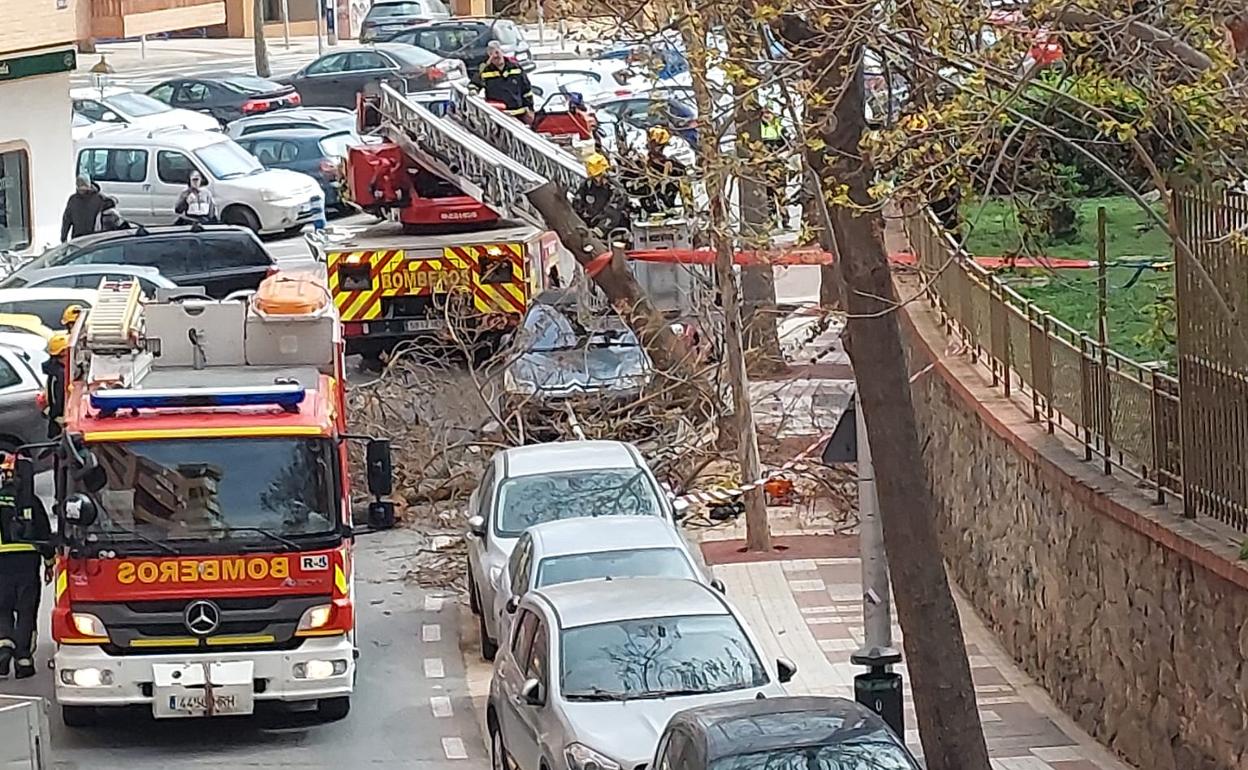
top-left (61, 705), bottom-right (96, 728)
top-left (221, 205), bottom-right (261, 233)
top-left (317, 696), bottom-right (351, 722)
top-left (479, 611), bottom-right (498, 661)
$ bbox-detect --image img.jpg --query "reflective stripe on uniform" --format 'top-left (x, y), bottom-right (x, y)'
top-left (0, 543), bottom-right (35, 553)
top-left (480, 71), bottom-right (501, 79)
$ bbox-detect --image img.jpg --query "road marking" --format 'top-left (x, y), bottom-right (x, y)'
top-left (425, 595), bottom-right (445, 612)
top-left (424, 657), bottom-right (445, 678)
top-left (442, 737), bottom-right (468, 760)
top-left (423, 624), bottom-right (442, 642)
top-left (430, 695), bottom-right (453, 718)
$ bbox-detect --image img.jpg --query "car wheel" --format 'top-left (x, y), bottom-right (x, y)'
top-left (221, 205), bottom-right (261, 232)
top-left (479, 607), bottom-right (498, 661)
top-left (468, 572), bottom-right (481, 615)
top-left (490, 719), bottom-right (510, 770)
top-left (317, 696), bottom-right (351, 721)
top-left (61, 705), bottom-right (96, 728)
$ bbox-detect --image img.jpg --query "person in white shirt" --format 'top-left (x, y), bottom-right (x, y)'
top-left (174, 171), bottom-right (216, 225)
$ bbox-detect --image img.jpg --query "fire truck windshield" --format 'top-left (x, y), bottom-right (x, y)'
top-left (80, 437), bottom-right (339, 549)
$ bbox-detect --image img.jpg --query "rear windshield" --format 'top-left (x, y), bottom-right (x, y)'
top-left (0, 299), bottom-right (87, 329)
top-left (318, 131), bottom-right (359, 159)
top-left (103, 92), bottom-right (172, 117)
top-left (368, 1), bottom-right (427, 17)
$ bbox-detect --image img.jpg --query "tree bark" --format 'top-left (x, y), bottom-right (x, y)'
top-left (781, 16), bottom-right (992, 770)
top-left (253, 0), bottom-right (271, 78)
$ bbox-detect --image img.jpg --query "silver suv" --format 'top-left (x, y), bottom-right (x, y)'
top-left (487, 577), bottom-right (795, 770)
top-left (466, 440), bottom-right (675, 660)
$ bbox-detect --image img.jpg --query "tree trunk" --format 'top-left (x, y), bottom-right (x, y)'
top-left (526, 183), bottom-right (703, 383)
top-left (681, 4), bottom-right (770, 551)
top-left (780, 16), bottom-right (992, 770)
top-left (253, 0), bottom-right (271, 78)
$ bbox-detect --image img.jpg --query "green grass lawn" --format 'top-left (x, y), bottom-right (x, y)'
top-left (959, 196), bottom-right (1175, 363)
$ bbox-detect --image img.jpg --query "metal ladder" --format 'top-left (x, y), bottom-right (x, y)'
top-left (84, 279), bottom-right (143, 351)
top-left (376, 84), bottom-right (549, 225)
top-left (445, 82), bottom-right (588, 195)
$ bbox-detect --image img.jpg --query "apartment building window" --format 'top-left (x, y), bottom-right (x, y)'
top-left (0, 149), bottom-right (31, 252)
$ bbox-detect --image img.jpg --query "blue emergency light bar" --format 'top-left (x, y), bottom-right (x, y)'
top-left (91, 384), bottom-right (306, 416)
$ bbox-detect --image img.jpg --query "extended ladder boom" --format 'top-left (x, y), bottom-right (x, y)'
top-left (375, 84), bottom-right (548, 224)
top-left (447, 82), bottom-right (587, 194)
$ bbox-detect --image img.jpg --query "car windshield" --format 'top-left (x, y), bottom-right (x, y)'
top-left (0, 298), bottom-right (89, 328)
top-left (86, 438), bottom-right (337, 546)
top-left (495, 469), bottom-right (662, 537)
top-left (318, 131), bottom-right (359, 158)
top-left (369, 1), bottom-right (426, 16)
top-left (194, 141), bottom-right (264, 179)
top-left (536, 547), bottom-right (695, 588)
top-left (561, 614), bottom-right (769, 700)
top-left (710, 740), bottom-right (918, 770)
top-left (222, 76), bottom-right (280, 94)
top-left (104, 92), bottom-right (172, 117)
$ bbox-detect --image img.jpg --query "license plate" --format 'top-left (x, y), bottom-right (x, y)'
top-left (153, 685), bottom-right (254, 718)
top-left (406, 319), bottom-right (443, 332)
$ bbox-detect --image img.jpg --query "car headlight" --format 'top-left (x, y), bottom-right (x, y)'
top-left (261, 188), bottom-right (286, 202)
top-left (296, 604), bottom-right (333, 632)
top-left (565, 743), bottom-right (622, 770)
top-left (71, 612), bottom-right (107, 638)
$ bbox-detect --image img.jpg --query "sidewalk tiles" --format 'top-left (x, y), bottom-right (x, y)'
top-left (715, 555), bottom-right (1133, 770)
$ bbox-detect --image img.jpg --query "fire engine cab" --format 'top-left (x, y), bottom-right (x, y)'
top-left (10, 276), bottom-right (393, 727)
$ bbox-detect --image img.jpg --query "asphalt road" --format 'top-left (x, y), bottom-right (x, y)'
top-left (0, 528), bottom-right (487, 769)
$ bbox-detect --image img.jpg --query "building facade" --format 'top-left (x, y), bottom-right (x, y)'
top-left (0, 0), bottom-right (80, 254)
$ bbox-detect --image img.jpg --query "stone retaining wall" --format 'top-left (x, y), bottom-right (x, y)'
top-left (900, 298), bottom-right (1248, 770)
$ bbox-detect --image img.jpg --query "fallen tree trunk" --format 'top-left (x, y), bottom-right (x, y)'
top-left (527, 182), bottom-right (704, 382)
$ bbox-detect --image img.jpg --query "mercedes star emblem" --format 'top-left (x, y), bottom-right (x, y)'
top-left (183, 600), bottom-right (221, 637)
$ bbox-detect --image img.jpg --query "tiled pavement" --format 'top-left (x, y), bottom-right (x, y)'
top-left (716, 556), bottom-right (1133, 770)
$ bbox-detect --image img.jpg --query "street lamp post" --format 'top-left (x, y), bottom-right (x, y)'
top-left (90, 56), bottom-right (115, 100)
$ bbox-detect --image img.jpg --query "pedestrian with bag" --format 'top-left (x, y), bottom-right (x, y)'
top-left (174, 171), bottom-right (216, 225)
top-left (0, 453), bottom-right (53, 680)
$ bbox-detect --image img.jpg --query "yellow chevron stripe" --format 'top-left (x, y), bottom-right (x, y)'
top-left (334, 564), bottom-right (349, 595)
top-left (55, 569), bottom-right (67, 600)
top-left (344, 290), bottom-right (378, 321)
top-left (500, 281), bottom-right (526, 309)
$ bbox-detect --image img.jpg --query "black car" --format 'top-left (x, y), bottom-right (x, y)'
top-left (278, 43), bottom-right (458, 109)
top-left (2, 225), bottom-right (277, 299)
top-left (358, 0), bottom-right (451, 43)
top-left (653, 696), bottom-right (922, 770)
top-left (236, 128), bottom-right (359, 211)
top-left (146, 76), bottom-right (301, 123)
top-left (384, 18), bottom-right (535, 77)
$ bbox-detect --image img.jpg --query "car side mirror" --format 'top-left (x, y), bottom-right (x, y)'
top-left (776, 657), bottom-right (797, 684)
top-left (505, 595), bottom-right (519, 614)
top-left (467, 515), bottom-right (486, 538)
top-left (366, 438), bottom-right (393, 497)
top-left (101, 111), bottom-right (121, 123)
top-left (520, 677), bottom-right (545, 707)
top-left (710, 578), bottom-right (726, 594)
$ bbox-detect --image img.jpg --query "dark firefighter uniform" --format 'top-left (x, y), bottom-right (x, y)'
top-left (43, 332), bottom-right (68, 439)
top-left (573, 153), bottom-right (631, 238)
top-left (0, 473), bottom-right (52, 680)
top-left (478, 57), bottom-right (534, 118)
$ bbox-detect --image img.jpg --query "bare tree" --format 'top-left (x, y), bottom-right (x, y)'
top-left (253, 0), bottom-right (271, 78)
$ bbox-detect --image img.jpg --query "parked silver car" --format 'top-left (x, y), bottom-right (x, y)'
top-left (487, 577), bottom-right (795, 770)
top-left (490, 516), bottom-right (722, 646)
top-left (466, 440), bottom-right (675, 660)
top-left (0, 340), bottom-right (52, 452)
top-left (19, 264), bottom-right (177, 297)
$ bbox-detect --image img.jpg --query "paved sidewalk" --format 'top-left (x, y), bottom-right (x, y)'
top-left (713, 553), bottom-right (1133, 770)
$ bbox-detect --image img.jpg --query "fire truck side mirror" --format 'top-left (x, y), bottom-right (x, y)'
top-left (75, 452), bottom-right (109, 494)
top-left (366, 439), bottom-right (393, 498)
top-left (64, 493), bottom-right (98, 528)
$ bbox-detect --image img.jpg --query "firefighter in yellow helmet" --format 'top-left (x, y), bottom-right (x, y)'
top-left (0, 452), bottom-right (53, 680)
top-left (572, 153), bottom-right (631, 240)
top-left (43, 333), bottom-right (69, 439)
top-left (640, 125), bottom-right (687, 215)
top-left (61, 303), bottom-right (84, 330)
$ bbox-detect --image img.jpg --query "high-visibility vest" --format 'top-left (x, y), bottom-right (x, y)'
top-left (0, 493), bottom-right (35, 554)
top-left (761, 119), bottom-right (784, 142)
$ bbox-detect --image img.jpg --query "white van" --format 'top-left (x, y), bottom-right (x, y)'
top-left (75, 127), bottom-right (324, 235)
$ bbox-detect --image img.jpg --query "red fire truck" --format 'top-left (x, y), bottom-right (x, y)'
top-left (10, 276), bottom-right (393, 726)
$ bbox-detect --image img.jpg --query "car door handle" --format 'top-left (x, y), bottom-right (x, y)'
top-left (142, 184), bottom-right (151, 191)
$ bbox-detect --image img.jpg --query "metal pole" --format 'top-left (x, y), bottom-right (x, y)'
top-left (317, 0), bottom-right (327, 56)
top-left (1096, 205), bottom-right (1108, 348)
top-left (140, 34), bottom-right (147, 59)
top-left (851, 389), bottom-right (904, 736)
top-left (537, 0), bottom-right (545, 44)
top-left (281, 0), bottom-right (292, 48)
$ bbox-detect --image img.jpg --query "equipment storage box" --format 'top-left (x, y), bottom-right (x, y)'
top-left (245, 273), bottom-right (337, 368)
top-left (146, 301), bottom-right (247, 368)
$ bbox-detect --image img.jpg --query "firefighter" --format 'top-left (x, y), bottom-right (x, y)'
top-left (639, 126), bottom-right (687, 215)
top-left (0, 453), bottom-right (53, 680)
top-left (572, 153), bottom-right (630, 239)
top-left (760, 108), bottom-right (793, 229)
top-left (478, 41), bottom-right (534, 122)
top-left (43, 332), bottom-right (68, 439)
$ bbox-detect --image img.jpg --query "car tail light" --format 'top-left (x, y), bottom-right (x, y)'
top-left (36, 391), bottom-right (47, 410)
top-left (319, 158), bottom-right (340, 177)
top-left (289, 92), bottom-right (302, 106)
top-left (427, 66), bottom-right (446, 83)
top-left (241, 99), bottom-right (267, 114)
top-left (343, 322), bottom-right (364, 338)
